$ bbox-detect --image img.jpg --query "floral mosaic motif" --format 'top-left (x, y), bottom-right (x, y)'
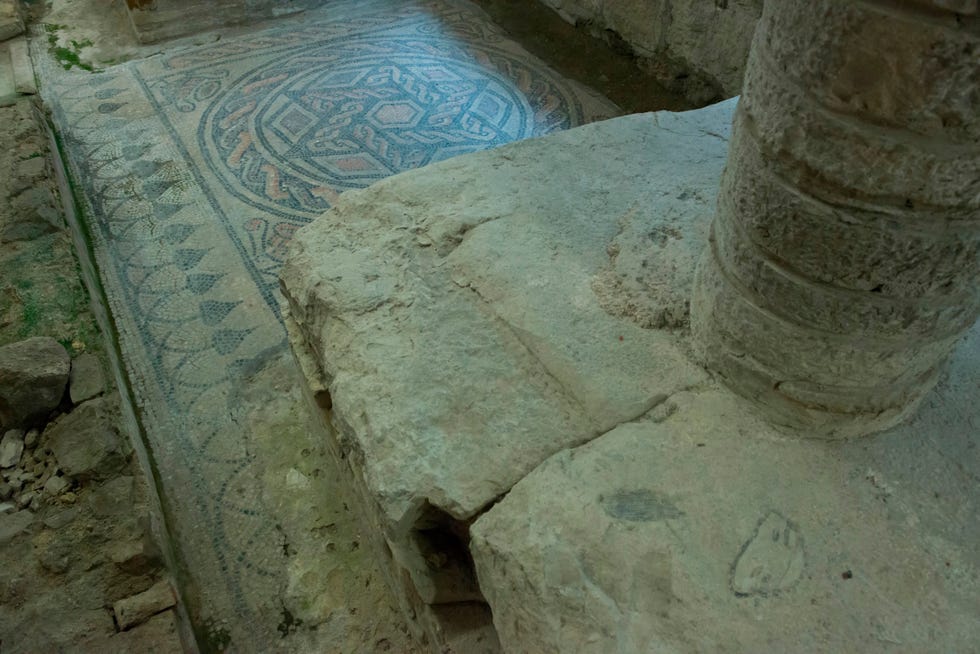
top-left (181, 30), bottom-right (585, 219)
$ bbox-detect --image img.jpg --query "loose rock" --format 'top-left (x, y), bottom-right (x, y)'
top-left (0, 429), bottom-right (24, 468)
top-left (113, 580), bottom-right (176, 631)
top-left (0, 187), bottom-right (61, 244)
top-left (0, 509), bottom-right (33, 544)
top-left (43, 475), bottom-right (69, 497)
top-left (86, 476), bottom-right (133, 517)
top-left (23, 428), bottom-right (38, 449)
top-left (109, 537), bottom-right (161, 575)
top-left (42, 506), bottom-right (78, 529)
top-left (69, 353), bottom-right (106, 404)
top-left (16, 490), bottom-right (38, 510)
top-left (0, 337), bottom-right (70, 429)
top-left (45, 398), bottom-right (125, 481)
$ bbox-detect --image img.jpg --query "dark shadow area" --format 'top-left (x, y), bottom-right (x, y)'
top-left (472, 0), bottom-right (695, 114)
top-left (410, 502), bottom-right (485, 605)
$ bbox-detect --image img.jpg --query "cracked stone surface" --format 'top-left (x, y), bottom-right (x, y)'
top-left (470, 364), bottom-right (979, 652)
top-left (283, 97), bottom-right (978, 651)
top-left (281, 100), bottom-right (733, 630)
top-left (282, 102), bottom-right (732, 526)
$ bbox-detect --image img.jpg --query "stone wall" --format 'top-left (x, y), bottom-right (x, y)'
top-left (124, 0), bottom-right (326, 43)
top-left (538, 0), bottom-right (762, 102)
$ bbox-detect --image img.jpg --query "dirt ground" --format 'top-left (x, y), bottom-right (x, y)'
top-left (0, 96), bottom-right (187, 652)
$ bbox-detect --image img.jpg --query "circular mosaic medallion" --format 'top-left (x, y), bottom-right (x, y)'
top-left (201, 36), bottom-right (583, 218)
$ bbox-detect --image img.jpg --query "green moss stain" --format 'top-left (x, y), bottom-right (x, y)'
top-left (45, 24), bottom-right (98, 72)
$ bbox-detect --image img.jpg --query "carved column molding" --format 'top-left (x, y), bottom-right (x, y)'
top-left (690, 0), bottom-right (980, 437)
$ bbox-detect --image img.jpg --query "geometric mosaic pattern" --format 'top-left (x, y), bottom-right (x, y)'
top-left (35, 0), bottom-right (617, 648)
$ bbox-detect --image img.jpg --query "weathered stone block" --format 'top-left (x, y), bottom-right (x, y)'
top-left (0, 337), bottom-right (70, 429)
top-left (0, 429), bottom-right (23, 468)
top-left (69, 353), bottom-right (106, 405)
top-left (0, 0), bottom-right (23, 43)
top-left (113, 580), bottom-right (176, 631)
top-left (281, 102), bottom-right (734, 647)
top-left (538, 0), bottom-right (762, 98)
top-left (45, 397), bottom-right (126, 481)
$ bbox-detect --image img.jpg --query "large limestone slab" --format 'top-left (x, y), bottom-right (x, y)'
top-left (281, 101), bottom-right (733, 615)
top-left (470, 326), bottom-right (980, 652)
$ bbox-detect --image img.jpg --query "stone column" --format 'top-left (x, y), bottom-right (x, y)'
top-left (690, 0), bottom-right (980, 438)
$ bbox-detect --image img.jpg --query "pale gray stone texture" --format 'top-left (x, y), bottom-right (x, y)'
top-left (471, 367), bottom-right (979, 652)
top-left (281, 102), bottom-right (734, 623)
top-left (690, 0), bottom-right (980, 437)
top-left (282, 79), bottom-right (980, 651)
top-left (282, 106), bottom-right (730, 527)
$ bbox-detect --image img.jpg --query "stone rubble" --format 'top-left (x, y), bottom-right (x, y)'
top-left (0, 91), bottom-right (184, 651)
top-left (45, 396), bottom-right (127, 481)
top-left (0, 345), bottom-right (184, 650)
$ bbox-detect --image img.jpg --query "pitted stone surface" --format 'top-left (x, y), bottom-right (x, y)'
top-left (282, 103), bottom-right (737, 637)
top-left (691, 0), bottom-right (980, 437)
top-left (68, 353), bottom-right (106, 405)
top-left (283, 93), bottom-right (979, 653)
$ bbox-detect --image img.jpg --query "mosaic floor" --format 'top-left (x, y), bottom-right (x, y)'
top-left (36, 0), bottom-right (617, 648)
